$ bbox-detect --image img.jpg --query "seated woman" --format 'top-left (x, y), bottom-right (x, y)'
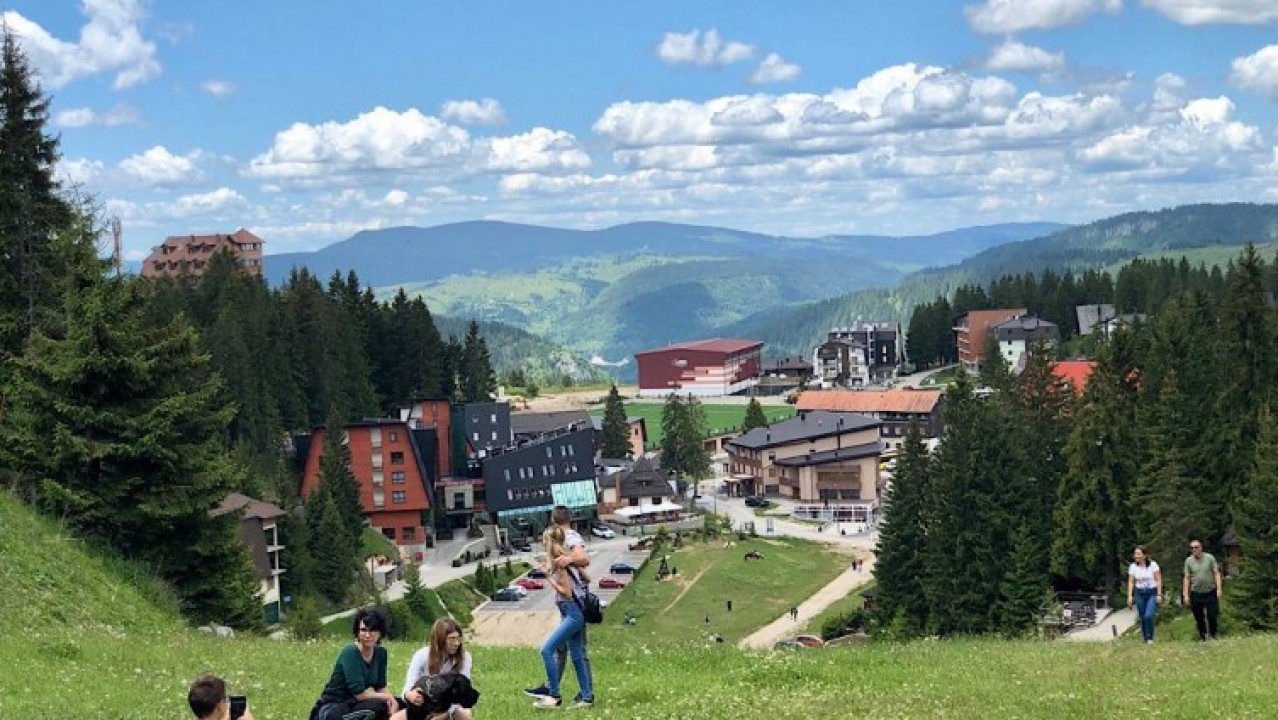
top-left (314, 608), bottom-right (402, 720)
top-left (393, 618), bottom-right (475, 720)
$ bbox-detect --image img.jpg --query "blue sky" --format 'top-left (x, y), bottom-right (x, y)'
top-left (10, 1), bottom-right (1278, 260)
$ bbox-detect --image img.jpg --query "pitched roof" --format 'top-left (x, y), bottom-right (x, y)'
top-left (212, 492), bottom-right (285, 521)
top-left (796, 389), bottom-right (943, 414)
top-left (616, 456), bottom-right (672, 498)
top-left (634, 338), bottom-right (763, 356)
top-left (1051, 361), bottom-right (1097, 394)
top-left (727, 410), bottom-right (879, 450)
top-left (772, 441), bottom-right (883, 467)
top-left (511, 410), bottom-right (592, 435)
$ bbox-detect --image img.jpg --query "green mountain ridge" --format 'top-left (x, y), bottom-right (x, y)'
top-left (740, 202), bottom-right (1278, 355)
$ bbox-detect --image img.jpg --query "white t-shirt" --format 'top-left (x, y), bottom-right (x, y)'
top-left (401, 647), bottom-right (472, 696)
top-left (1128, 561), bottom-right (1160, 590)
top-left (564, 528), bottom-right (587, 599)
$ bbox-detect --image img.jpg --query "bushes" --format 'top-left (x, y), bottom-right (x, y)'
top-left (286, 597), bottom-right (323, 640)
top-left (820, 608), bottom-right (870, 641)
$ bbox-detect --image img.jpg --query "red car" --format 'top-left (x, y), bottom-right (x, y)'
top-left (597, 577), bottom-right (627, 589)
top-left (513, 578), bottom-right (545, 590)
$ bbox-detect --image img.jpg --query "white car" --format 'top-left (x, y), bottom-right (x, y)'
top-left (590, 525), bottom-right (616, 539)
top-left (506, 584), bottom-right (528, 598)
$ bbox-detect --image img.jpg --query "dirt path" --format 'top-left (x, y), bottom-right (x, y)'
top-left (737, 557), bottom-right (876, 650)
top-left (660, 567), bottom-right (710, 615)
top-left (468, 610), bottom-right (561, 647)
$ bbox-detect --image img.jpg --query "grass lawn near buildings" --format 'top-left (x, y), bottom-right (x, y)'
top-left (591, 536), bottom-right (847, 648)
top-left (590, 401), bottom-right (796, 447)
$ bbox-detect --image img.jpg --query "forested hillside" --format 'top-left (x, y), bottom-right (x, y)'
top-left (746, 203), bottom-right (1278, 355)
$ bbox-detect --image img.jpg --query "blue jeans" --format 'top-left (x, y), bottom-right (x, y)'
top-left (1134, 588), bottom-right (1158, 641)
top-left (541, 599), bottom-right (593, 701)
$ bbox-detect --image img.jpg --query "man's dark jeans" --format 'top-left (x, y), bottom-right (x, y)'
top-left (1190, 590), bottom-right (1219, 639)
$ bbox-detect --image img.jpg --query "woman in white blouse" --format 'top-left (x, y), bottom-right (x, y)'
top-left (1126, 545), bottom-right (1163, 644)
top-left (393, 618), bottom-right (474, 720)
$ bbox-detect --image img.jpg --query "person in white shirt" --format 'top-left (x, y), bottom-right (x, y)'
top-left (393, 618), bottom-right (473, 720)
top-left (1126, 545), bottom-right (1163, 644)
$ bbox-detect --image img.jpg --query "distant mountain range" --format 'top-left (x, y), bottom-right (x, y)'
top-left (740, 202), bottom-right (1278, 355)
top-left (261, 220), bottom-right (1064, 379)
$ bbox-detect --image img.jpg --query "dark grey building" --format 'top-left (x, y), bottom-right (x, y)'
top-left (482, 426), bottom-right (597, 536)
top-left (459, 401), bottom-right (512, 451)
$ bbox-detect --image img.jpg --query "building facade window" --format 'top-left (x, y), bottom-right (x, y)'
top-left (391, 451), bottom-right (404, 464)
top-left (391, 471), bottom-right (406, 484)
top-left (382, 527), bottom-right (396, 540)
top-left (392, 491), bottom-right (407, 504)
top-left (402, 527), bottom-right (416, 540)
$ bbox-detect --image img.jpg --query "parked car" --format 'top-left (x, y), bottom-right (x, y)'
top-left (772, 640), bottom-right (807, 650)
top-left (590, 525), bottom-right (616, 539)
top-left (505, 584), bottom-right (529, 598)
top-left (526, 568), bottom-right (547, 579)
top-left (513, 578), bottom-right (545, 590)
top-left (597, 577), bottom-right (627, 589)
top-left (514, 540), bottom-right (533, 552)
top-left (491, 587), bottom-right (522, 602)
top-left (794, 634), bottom-right (825, 648)
top-left (744, 495), bottom-right (767, 508)
top-left (628, 536), bottom-right (654, 551)
top-left (610, 562), bottom-right (637, 574)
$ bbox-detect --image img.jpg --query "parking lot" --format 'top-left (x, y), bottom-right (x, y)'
top-left (476, 535), bottom-right (650, 614)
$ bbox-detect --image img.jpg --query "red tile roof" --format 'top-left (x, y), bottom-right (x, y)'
top-left (796, 389), bottom-right (943, 414)
top-left (1052, 361), bottom-right (1097, 394)
top-left (634, 338), bottom-right (763, 356)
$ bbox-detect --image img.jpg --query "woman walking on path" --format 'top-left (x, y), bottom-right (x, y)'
top-left (1127, 546), bottom-right (1162, 644)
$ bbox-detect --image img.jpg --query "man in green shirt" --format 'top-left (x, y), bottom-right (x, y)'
top-left (1182, 538), bottom-right (1222, 640)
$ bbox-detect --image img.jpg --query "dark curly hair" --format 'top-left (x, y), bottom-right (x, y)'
top-left (352, 607), bottom-right (388, 638)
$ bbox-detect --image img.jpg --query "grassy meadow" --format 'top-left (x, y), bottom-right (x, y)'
top-left (7, 492), bottom-right (1278, 718)
top-left (591, 401), bottom-right (796, 447)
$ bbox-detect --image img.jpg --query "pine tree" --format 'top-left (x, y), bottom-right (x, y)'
top-left (0, 277), bottom-right (259, 626)
top-left (995, 523), bottom-right (1050, 636)
top-left (659, 393), bottom-right (687, 476)
top-left (872, 421), bottom-right (930, 634)
top-left (0, 29), bottom-right (96, 364)
top-left (458, 321), bottom-right (496, 402)
top-left (978, 335), bottom-right (1011, 391)
top-left (599, 384), bottom-right (632, 458)
top-left (1233, 406), bottom-right (1278, 630)
top-left (308, 489), bottom-right (356, 604)
top-left (741, 397), bottom-right (769, 432)
top-left (402, 563), bottom-right (436, 624)
top-left (1050, 342), bottom-right (1139, 594)
top-left (319, 411), bottom-right (366, 539)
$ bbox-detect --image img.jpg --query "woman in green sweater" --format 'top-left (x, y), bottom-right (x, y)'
top-left (314, 608), bottom-right (402, 720)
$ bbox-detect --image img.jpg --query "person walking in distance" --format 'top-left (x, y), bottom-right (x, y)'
top-left (1183, 539), bottom-right (1223, 641)
top-left (1126, 545), bottom-right (1162, 644)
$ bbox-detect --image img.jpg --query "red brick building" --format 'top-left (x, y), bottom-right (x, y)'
top-left (141, 228), bottom-right (265, 278)
top-left (299, 419), bottom-right (433, 548)
top-left (953, 308), bottom-right (1026, 373)
top-left (634, 338), bottom-right (764, 398)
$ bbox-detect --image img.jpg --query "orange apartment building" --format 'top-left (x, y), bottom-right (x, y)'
top-left (299, 419), bottom-right (434, 549)
top-left (953, 308), bottom-right (1027, 373)
top-left (141, 228), bottom-right (265, 278)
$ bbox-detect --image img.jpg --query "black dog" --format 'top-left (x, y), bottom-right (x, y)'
top-left (405, 673), bottom-right (480, 720)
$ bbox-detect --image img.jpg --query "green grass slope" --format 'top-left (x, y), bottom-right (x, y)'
top-left (0, 490), bottom-right (184, 636)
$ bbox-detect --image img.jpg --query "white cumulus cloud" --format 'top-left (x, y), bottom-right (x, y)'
top-left (986, 39), bottom-right (1067, 70)
top-left (1142, 0), bottom-right (1278, 25)
top-left (656, 28), bottom-right (754, 67)
top-left (3, 0), bottom-right (160, 89)
top-left (966, 0), bottom-right (1122, 34)
top-left (750, 53), bottom-right (802, 84)
top-left (1229, 45), bottom-right (1278, 100)
top-left (246, 107), bottom-right (473, 180)
top-left (486, 128), bottom-right (591, 173)
top-left (119, 146), bottom-right (202, 186)
top-left (166, 187), bottom-right (248, 218)
top-left (201, 80), bottom-right (236, 97)
top-left (441, 98), bottom-right (507, 125)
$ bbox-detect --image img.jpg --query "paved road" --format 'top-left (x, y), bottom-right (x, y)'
top-left (739, 559), bottom-right (876, 650)
top-left (475, 541), bottom-right (647, 614)
top-left (1063, 608), bottom-right (1138, 641)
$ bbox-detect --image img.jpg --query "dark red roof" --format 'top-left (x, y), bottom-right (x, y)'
top-left (1052, 361), bottom-right (1097, 394)
top-left (634, 338), bottom-right (763, 356)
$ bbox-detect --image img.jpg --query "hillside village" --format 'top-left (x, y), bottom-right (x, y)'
top-left (10, 8), bottom-right (1278, 718)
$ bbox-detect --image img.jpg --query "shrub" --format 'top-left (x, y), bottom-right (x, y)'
top-left (286, 597), bottom-right (323, 640)
top-left (821, 609), bottom-right (869, 641)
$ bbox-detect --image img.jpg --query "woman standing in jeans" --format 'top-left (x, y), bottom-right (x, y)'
top-left (1126, 545), bottom-right (1163, 644)
top-left (528, 522), bottom-right (594, 709)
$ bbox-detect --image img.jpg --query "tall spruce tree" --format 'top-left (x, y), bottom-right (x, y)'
top-left (1233, 406), bottom-right (1278, 631)
top-left (319, 411), bottom-right (366, 540)
top-left (458, 321), bottom-right (496, 402)
top-left (308, 489), bottom-right (356, 604)
top-left (599, 384), bottom-right (632, 459)
top-left (0, 29), bottom-right (98, 369)
top-left (872, 421), bottom-right (931, 634)
top-left (1050, 340), bottom-right (1140, 594)
top-left (0, 277), bottom-right (260, 626)
top-left (741, 397), bottom-right (769, 432)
